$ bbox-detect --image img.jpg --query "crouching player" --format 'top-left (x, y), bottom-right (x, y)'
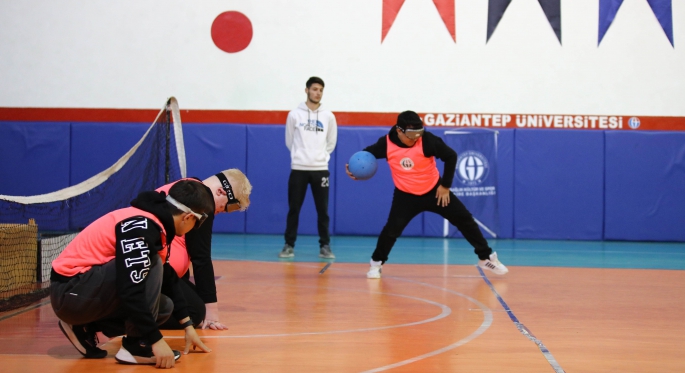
top-left (50, 180), bottom-right (213, 368)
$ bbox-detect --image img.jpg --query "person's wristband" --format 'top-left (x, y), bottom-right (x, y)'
top-left (180, 319), bottom-right (194, 328)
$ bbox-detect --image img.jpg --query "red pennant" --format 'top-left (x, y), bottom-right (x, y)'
top-left (382, 0), bottom-right (405, 42)
top-left (433, 0), bottom-right (456, 42)
top-left (382, 0), bottom-right (456, 43)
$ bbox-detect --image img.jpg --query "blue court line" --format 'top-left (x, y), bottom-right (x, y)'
top-left (477, 267), bottom-right (565, 373)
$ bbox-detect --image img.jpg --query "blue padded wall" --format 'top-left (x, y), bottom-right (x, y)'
top-left (184, 123), bottom-right (247, 233)
top-left (423, 128), bottom-right (515, 239)
top-left (4, 119), bottom-right (685, 242)
top-left (0, 122), bottom-right (71, 196)
top-left (605, 131), bottom-right (685, 241)
top-left (245, 125), bottom-right (337, 239)
top-left (514, 130), bottom-right (604, 240)
top-left (496, 129), bottom-right (515, 238)
top-left (70, 122), bottom-right (148, 185)
top-left (334, 127), bottom-right (423, 237)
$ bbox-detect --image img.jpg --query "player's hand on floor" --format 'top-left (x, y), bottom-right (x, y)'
top-left (436, 185), bottom-right (450, 207)
top-left (152, 339), bottom-right (176, 369)
top-left (184, 326), bottom-right (211, 354)
top-left (201, 303), bottom-right (229, 330)
top-left (200, 319), bottom-right (228, 330)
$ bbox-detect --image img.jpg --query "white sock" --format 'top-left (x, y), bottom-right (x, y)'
top-left (370, 259), bottom-right (382, 267)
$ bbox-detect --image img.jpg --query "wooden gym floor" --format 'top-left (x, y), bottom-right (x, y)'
top-left (1, 234), bottom-right (684, 372)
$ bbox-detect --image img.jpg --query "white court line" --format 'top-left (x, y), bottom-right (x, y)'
top-left (167, 284), bottom-right (452, 338)
top-left (169, 260), bottom-right (494, 373)
top-left (360, 275), bottom-right (493, 373)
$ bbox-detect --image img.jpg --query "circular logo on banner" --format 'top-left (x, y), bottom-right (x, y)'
top-left (628, 117), bottom-right (641, 129)
top-left (400, 157), bottom-right (414, 170)
top-left (456, 151), bottom-right (489, 186)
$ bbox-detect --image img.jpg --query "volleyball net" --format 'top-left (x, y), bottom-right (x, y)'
top-left (0, 97), bottom-right (186, 311)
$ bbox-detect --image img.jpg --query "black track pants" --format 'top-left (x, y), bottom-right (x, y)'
top-left (284, 170), bottom-right (331, 247)
top-left (371, 185), bottom-right (492, 263)
top-left (50, 254), bottom-right (172, 338)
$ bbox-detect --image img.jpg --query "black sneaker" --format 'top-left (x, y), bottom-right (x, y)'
top-left (278, 244), bottom-right (294, 258)
top-left (115, 336), bottom-right (181, 365)
top-left (58, 320), bottom-right (107, 359)
top-left (319, 245), bottom-right (335, 259)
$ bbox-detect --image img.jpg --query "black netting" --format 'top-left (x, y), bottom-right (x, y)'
top-left (0, 104), bottom-right (182, 231)
top-left (0, 99), bottom-right (184, 311)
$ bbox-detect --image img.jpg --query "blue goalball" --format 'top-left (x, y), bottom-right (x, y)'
top-left (348, 151), bottom-right (377, 180)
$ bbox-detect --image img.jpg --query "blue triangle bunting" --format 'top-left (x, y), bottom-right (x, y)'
top-left (538, 0), bottom-right (562, 44)
top-left (599, 0), bottom-right (673, 47)
top-left (598, 0), bottom-right (624, 45)
top-left (646, 0), bottom-right (674, 46)
top-left (488, 0), bottom-right (561, 44)
top-left (487, 0), bottom-right (512, 42)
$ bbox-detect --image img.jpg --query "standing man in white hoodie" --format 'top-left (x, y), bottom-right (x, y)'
top-left (279, 77), bottom-right (338, 259)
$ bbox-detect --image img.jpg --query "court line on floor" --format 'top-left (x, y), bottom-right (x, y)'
top-left (0, 299), bottom-right (50, 322)
top-left (166, 283), bottom-right (453, 338)
top-left (202, 259), bottom-right (496, 372)
top-left (12, 259), bottom-right (493, 370)
top-left (477, 267), bottom-right (565, 373)
top-left (359, 274), bottom-right (494, 373)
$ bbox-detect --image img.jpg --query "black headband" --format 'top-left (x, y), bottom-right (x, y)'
top-left (215, 173), bottom-right (240, 205)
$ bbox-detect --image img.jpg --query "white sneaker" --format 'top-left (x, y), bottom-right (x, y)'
top-left (367, 260), bottom-right (382, 279)
top-left (115, 336), bottom-right (180, 365)
top-left (478, 252), bottom-right (509, 275)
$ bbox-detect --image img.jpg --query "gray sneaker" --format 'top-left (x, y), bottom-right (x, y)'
top-left (319, 245), bottom-right (335, 259)
top-left (279, 244), bottom-right (294, 258)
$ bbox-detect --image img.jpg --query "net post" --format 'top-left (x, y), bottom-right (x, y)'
top-left (165, 99), bottom-right (172, 183)
top-left (36, 234), bottom-right (42, 283)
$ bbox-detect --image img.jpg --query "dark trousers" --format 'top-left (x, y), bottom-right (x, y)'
top-left (159, 274), bottom-right (206, 329)
top-left (50, 254), bottom-right (172, 338)
top-left (371, 184), bottom-right (492, 263)
top-left (284, 170), bottom-right (330, 247)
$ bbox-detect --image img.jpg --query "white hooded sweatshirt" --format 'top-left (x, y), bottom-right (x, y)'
top-left (285, 102), bottom-right (338, 171)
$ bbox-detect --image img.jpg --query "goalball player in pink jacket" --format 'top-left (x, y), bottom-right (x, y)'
top-left (156, 169), bottom-right (251, 331)
top-left (50, 180), bottom-right (214, 368)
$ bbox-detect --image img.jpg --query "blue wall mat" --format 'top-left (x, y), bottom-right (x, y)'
top-left (0, 122), bottom-right (71, 196)
top-left (605, 131), bottom-right (685, 241)
top-left (423, 128), bottom-right (515, 239)
top-left (514, 130), bottom-right (604, 240)
top-left (334, 127), bottom-right (423, 237)
top-left (184, 123), bottom-right (248, 233)
top-left (70, 122), bottom-right (148, 185)
top-left (3, 119), bottom-right (684, 242)
top-left (496, 129), bottom-right (515, 238)
top-left (245, 125), bottom-right (337, 239)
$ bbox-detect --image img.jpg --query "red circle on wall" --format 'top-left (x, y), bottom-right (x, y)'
top-left (211, 11), bottom-right (253, 53)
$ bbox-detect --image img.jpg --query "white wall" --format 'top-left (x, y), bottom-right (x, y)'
top-left (1, 0), bottom-right (683, 116)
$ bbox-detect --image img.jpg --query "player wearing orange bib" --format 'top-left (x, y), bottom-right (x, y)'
top-left (346, 111), bottom-right (508, 278)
